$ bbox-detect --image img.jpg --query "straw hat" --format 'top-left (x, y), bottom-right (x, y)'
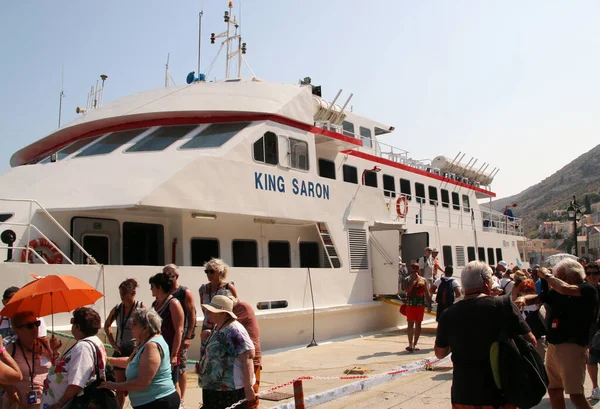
top-left (202, 295), bottom-right (238, 319)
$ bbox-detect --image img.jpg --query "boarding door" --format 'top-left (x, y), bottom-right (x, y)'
top-left (71, 217), bottom-right (120, 265)
top-left (370, 230), bottom-right (400, 295)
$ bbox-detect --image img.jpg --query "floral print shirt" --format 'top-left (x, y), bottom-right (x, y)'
top-left (199, 320), bottom-right (255, 391)
top-left (41, 336), bottom-right (107, 409)
top-left (407, 278), bottom-right (427, 307)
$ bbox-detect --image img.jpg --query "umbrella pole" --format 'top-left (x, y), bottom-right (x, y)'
top-left (51, 292), bottom-right (54, 334)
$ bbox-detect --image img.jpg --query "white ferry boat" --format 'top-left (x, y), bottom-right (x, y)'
top-left (0, 3), bottom-right (523, 354)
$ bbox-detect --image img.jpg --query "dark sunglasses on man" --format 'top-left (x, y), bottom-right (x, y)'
top-left (17, 320), bottom-right (41, 330)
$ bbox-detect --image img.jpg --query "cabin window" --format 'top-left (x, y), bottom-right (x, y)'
top-left (300, 241), bottom-right (320, 268)
top-left (0, 214), bottom-right (13, 223)
top-left (462, 195), bottom-right (471, 213)
top-left (349, 229), bottom-right (368, 270)
top-left (478, 247), bottom-right (486, 262)
top-left (268, 241), bottom-right (291, 267)
top-left (289, 138), bottom-right (309, 170)
top-left (180, 122), bottom-right (250, 149)
top-left (232, 240), bottom-right (258, 267)
top-left (400, 179), bottom-right (412, 201)
top-left (467, 246), bottom-right (476, 262)
top-left (415, 183), bottom-right (426, 204)
top-left (456, 246), bottom-right (466, 267)
top-left (359, 127), bottom-right (372, 148)
top-left (441, 189), bottom-right (450, 208)
top-left (452, 192), bottom-right (460, 211)
top-left (487, 248), bottom-right (496, 266)
top-left (77, 128), bottom-right (148, 157)
top-left (41, 137), bottom-right (101, 163)
top-left (343, 165), bottom-right (358, 184)
top-left (442, 245), bottom-right (453, 267)
top-left (342, 121), bottom-right (355, 137)
top-left (82, 235), bottom-right (110, 265)
top-left (253, 132), bottom-right (278, 165)
top-left (428, 186), bottom-right (438, 206)
top-left (496, 248), bottom-right (503, 263)
top-left (363, 170), bottom-right (378, 188)
top-left (191, 238), bottom-right (220, 267)
top-left (127, 125), bottom-right (197, 152)
top-left (318, 158), bottom-right (336, 180)
top-left (123, 222), bottom-right (164, 266)
top-left (383, 175), bottom-right (396, 197)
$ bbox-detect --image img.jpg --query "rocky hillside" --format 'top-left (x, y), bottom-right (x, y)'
top-left (490, 144), bottom-right (600, 235)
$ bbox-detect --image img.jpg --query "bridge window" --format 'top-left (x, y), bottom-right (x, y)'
top-left (269, 241), bottom-right (291, 267)
top-left (253, 132), bottom-right (278, 165)
top-left (181, 122), bottom-right (250, 149)
top-left (191, 238), bottom-right (220, 267)
top-left (452, 192), bottom-right (460, 211)
top-left (383, 175), bottom-right (396, 197)
top-left (41, 136), bottom-right (101, 163)
top-left (400, 179), bottom-right (412, 201)
top-left (415, 183), bottom-right (426, 204)
top-left (359, 127), bottom-right (372, 148)
top-left (441, 189), bottom-right (449, 208)
top-left (290, 138), bottom-right (309, 171)
top-left (342, 121), bottom-right (355, 137)
top-left (232, 240), bottom-right (258, 267)
top-left (318, 158), bottom-right (336, 180)
top-left (127, 125), bottom-right (197, 152)
top-left (77, 128), bottom-right (148, 157)
top-left (428, 186), bottom-right (438, 206)
top-left (343, 165), bottom-right (358, 184)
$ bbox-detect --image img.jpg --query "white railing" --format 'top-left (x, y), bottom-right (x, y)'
top-left (0, 198), bottom-right (97, 264)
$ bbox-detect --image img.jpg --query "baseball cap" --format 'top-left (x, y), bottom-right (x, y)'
top-left (497, 261), bottom-right (508, 268)
top-left (432, 248), bottom-right (439, 253)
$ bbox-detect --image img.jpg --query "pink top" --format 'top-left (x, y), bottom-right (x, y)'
top-left (2, 341), bottom-right (51, 409)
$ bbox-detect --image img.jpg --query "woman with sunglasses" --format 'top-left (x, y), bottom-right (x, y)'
top-left (2, 312), bottom-right (51, 409)
top-left (41, 307), bottom-right (108, 409)
top-left (199, 258), bottom-right (238, 335)
top-left (104, 278), bottom-right (145, 409)
top-left (148, 273), bottom-right (184, 390)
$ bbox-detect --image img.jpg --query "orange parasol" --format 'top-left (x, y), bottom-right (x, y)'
top-left (0, 275), bottom-right (103, 330)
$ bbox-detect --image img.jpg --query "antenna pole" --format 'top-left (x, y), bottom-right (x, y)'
top-left (58, 66), bottom-right (65, 128)
top-left (198, 11), bottom-right (203, 75)
top-left (225, 2), bottom-right (232, 79)
top-left (165, 53), bottom-right (170, 88)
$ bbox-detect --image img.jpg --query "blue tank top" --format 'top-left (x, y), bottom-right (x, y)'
top-left (125, 335), bottom-right (175, 406)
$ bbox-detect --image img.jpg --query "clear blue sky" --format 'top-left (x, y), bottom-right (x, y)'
top-left (2, 1), bottom-right (599, 200)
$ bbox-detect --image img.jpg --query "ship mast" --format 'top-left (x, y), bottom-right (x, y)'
top-left (209, 1), bottom-right (248, 79)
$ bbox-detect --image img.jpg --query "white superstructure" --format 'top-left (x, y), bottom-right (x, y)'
top-left (0, 5), bottom-right (524, 355)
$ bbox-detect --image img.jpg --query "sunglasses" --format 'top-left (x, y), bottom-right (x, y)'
top-left (205, 269), bottom-right (216, 275)
top-left (17, 320), bottom-right (41, 330)
top-left (586, 271), bottom-right (600, 276)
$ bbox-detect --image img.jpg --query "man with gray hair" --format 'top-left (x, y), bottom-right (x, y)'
top-left (516, 259), bottom-right (598, 409)
top-left (418, 247), bottom-right (434, 286)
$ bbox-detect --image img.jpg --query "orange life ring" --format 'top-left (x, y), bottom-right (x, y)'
top-left (21, 238), bottom-right (63, 264)
top-left (396, 196), bottom-right (408, 217)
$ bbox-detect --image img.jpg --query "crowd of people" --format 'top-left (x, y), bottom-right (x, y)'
top-left (0, 258), bottom-right (261, 409)
top-left (432, 255), bottom-right (600, 409)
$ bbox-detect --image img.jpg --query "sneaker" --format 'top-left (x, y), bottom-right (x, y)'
top-left (591, 387), bottom-right (600, 400)
top-left (179, 400), bottom-right (186, 409)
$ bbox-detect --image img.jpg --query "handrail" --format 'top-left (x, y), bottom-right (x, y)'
top-left (1, 221), bottom-right (75, 265)
top-left (0, 244), bottom-right (49, 264)
top-left (0, 198), bottom-right (97, 264)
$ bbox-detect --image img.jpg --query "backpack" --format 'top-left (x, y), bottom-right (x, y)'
top-left (436, 277), bottom-right (455, 305)
top-left (490, 297), bottom-right (548, 409)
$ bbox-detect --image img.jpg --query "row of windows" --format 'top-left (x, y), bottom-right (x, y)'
top-left (341, 121), bottom-right (373, 148)
top-left (319, 159), bottom-right (471, 211)
top-left (252, 132), bottom-right (309, 171)
top-left (37, 122), bottom-right (251, 164)
top-left (441, 245), bottom-right (503, 267)
top-left (191, 238), bottom-right (321, 268)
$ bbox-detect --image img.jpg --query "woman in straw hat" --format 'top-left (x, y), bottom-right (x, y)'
top-left (198, 295), bottom-right (256, 409)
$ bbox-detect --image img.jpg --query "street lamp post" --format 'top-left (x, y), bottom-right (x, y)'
top-left (567, 195), bottom-right (583, 257)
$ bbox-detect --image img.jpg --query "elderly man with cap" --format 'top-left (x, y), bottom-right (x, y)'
top-left (418, 247), bottom-right (434, 287)
top-left (497, 261), bottom-right (515, 296)
top-left (198, 295), bottom-right (256, 409)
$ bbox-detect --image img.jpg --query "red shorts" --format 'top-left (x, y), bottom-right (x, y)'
top-left (406, 306), bottom-right (425, 322)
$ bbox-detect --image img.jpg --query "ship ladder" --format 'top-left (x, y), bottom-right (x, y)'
top-left (316, 222), bottom-right (341, 268)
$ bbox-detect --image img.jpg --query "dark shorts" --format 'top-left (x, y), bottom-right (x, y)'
top-left (134, 391), bottom-right (180, 409)
top-left (113, 345), bottom-right (136, 372)
top-left (202, 388), bottom-right (246, 409)
top-left (589, 348), bottom-right (600, 365)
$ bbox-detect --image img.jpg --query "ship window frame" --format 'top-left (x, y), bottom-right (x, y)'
top-left (428, 186), bottom-right (439, 206)
top-left (487, 248), bottom-right (496, 266)
top-left (359, 126), bottom-right (373, 148)
top-left (342, 121), bottom-right (355, 138)
top-left (191, 238), bottom-right (220, 267)
top-left (415, 182), bottom-right (426, 204)
top-left (180, 122), bottom-right (250, 150)
top-left (478, 247), bottom-right (486, 262)
top-left (252, 131), bottom-right (278, 166)
top-left (441, 189), bottom-right (450, 208)
top-left (400, 178), bottom-right (412, 201)
top-left (363, 170), bottom-right (378, 188)
top-left (452, 192), bottom-right (460, 211)
top-left (0, 213), bottom-right (14, 223)
top-left (462, 194), bottom-right (471, 213)
top-left (232, 239), bottom-right (259, 267)
top-left (41, 136), bottom-right (102, 164)
top-left (318, 158), bottom-right (336, 180)
top-left (343, 165), bottom-right (358, 184)
top-left (442, 245), bottom-right (453, 267)
top-left (496, 248), bottom-right (503, 263)
top-left (289, 137), bottom-right (309, 171)
top-left (126, 125), bottom-right (199, 153)
top-left (383, 174), bottom-right (396, 197)
top-left (76, 128), bottom-right (149, 158)
top-left (467, 246), bottom-right (476, 262)
top-left (268, 240), bottom-right (291, 268)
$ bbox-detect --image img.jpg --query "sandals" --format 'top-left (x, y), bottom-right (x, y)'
top-left (405, 346), bottom-right (414, 352)
top-left (413, 347), bottom-right (420, 351)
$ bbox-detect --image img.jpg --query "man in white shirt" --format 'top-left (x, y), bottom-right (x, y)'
top-left (496, 261), bottom-right (515, 296)
top-left (418, 247), bottom-right (434, 287)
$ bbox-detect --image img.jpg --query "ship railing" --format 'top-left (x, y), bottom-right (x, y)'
top-left (0, 198), bottom-right (96, 264)
top-left (382, 192), bottom-right (523, 237)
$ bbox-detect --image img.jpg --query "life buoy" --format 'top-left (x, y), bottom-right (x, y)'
top-left (396, 196), bottom-right (408, 217)
top-left (21, 238), bottom-right (63, 264)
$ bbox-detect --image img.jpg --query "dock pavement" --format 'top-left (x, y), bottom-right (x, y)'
top-left (178, 322), bottom-right (598, 409)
